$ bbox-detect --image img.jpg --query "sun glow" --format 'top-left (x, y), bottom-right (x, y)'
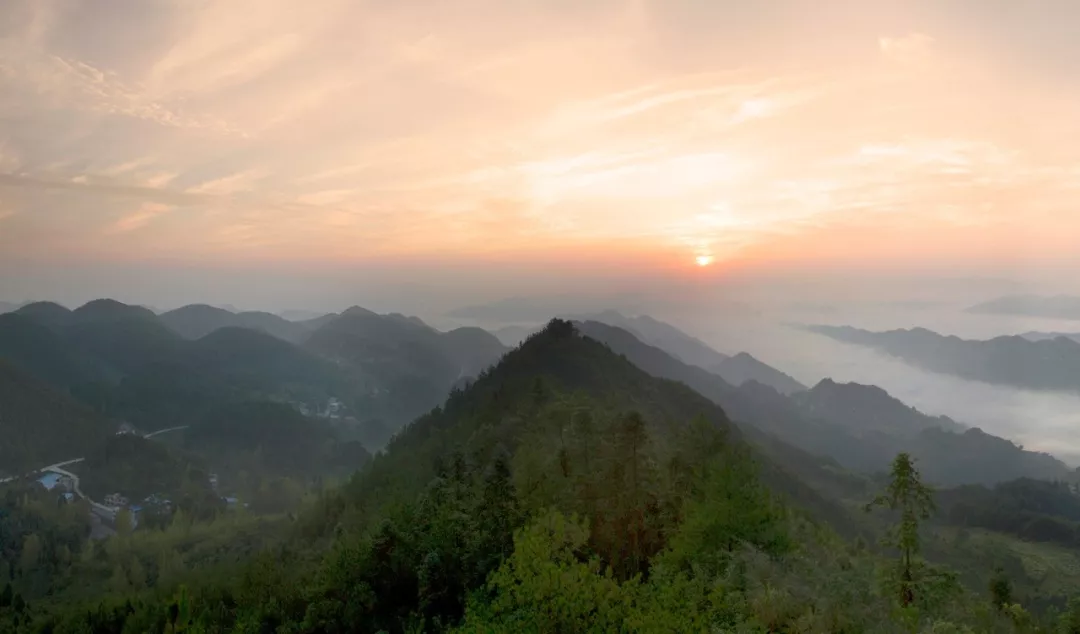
top-left (695, 254), bottom-right (714, 267)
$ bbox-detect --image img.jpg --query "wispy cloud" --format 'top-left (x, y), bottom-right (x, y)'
top-left (106, 202), bottom-right (173, 234)
top-left (0, 0), bottom-right (1079, 274)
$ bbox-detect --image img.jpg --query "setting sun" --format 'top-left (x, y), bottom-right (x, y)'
top-left (695, 255), bottom-right (714, 267)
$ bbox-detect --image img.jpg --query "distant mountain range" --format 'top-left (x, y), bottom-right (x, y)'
top-left (967, 294), bottom-right (1080, 320)
top-left (1, 299), bottom-right (1070, 489)
top-left (160, 304), bottom-right (312, 343)
top-left (0, 299), bottom-right (508, 450)
top-left (807, 324), bottom-right (1080, 393)
top-left (1020, 331), bottom-right (1080, 344)
top-left (493, 310), bottom-right (806, 395)
top-left (577, 320), bottom-right (1069, 486)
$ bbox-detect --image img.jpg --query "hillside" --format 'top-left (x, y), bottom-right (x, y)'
top-left (160, 304), bottom-right (310, 343)
top-left (566, 309), bottom-right (731, 369)
top-left (794, 378), bottom-right (966, 435)
top-left (578, 320), bottom-right (1070, 486)
top-left (0, 360), bottom-right (115, 475)
top-left (183, 401), bottom-right (370, 480)
top-left (12, 318), bottom-right (1060, 633)
top-left (63, 299), bottom-right (186, 376)
top-left (14, 301), bottom-right (74, 330)
top-left (0, 313), bottom-right (111, 390)
top-left (304, 307), bottom-right (507, 431)
top-left (709, 351), bottom-right (807, 394)
top-left (808, 324), bottom-right (1080, 393)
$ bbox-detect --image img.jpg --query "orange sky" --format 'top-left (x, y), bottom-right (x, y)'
top-left (1, 0), bottom-right (1080, 302)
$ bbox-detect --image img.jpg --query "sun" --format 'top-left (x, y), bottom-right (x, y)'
top-left (695, 254), bottom-right (714, 267)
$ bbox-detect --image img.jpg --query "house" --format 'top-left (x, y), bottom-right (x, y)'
top-left (222, 496), bottom-right (239, 509)
top-left (104, 493), bottom-right (129, 508)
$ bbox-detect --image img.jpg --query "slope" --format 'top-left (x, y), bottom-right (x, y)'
top-left (578, 320), bottom-right (1071, 486)
top-left (0, 313), bottom-right (112, 390)
top-left (0, 359), bottom-right (115, 475)
top-left (709, 351), bottom-right (806, 394)
top-left (353, 319), bottom-right (848, 534)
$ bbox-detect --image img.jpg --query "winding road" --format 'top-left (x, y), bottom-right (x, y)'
top-left (1, 425), bottom-right (189, 538)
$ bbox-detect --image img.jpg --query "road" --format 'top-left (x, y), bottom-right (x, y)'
top-left (1, 428), bottom-right (186, 539)
top-left (143, 425), bottom-right (188, 439)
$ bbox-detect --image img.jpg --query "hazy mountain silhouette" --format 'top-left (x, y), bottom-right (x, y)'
top-left (967, 294), bottom-right (1080, 320)
top-left (161, 304), bottom-right (310, 343)
top-left (808, 324), bottom-right (1080, 393)
top-left (709, 352), bottom-right (806, 395)
top-left (577, 320), bottom-right (1069, 486)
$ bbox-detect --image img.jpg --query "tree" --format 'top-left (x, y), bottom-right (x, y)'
top-left (866, 452), bottom-right (935, 606)
top-left (18, 534), bottom-right (42, 574)
top-left (989, 566), bottom-right (1012, 611)
top-left (115, 508), bottom-right (134, 536)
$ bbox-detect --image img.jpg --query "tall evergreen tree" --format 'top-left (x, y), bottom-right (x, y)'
top-left (866, 452), bottom-right (935, 606)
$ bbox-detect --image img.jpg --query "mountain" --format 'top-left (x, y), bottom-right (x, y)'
top-left (366, 319), bottom-right (846, 530)
top-left (15, 300), bottom-right (74, 330)
top-left (0, 359), bottom-right (115, 475)
top-left (0, 301), bottom-right (20, 314)
top-left (565, 310), bottom-right (730, 369)
top-left (0, 313), bottom-right (112, 389)
top-left (577, 320), bottom-right (1070, 486)
top-left (63, 299), bottom-right (185, 376)
top-left (794, 378), bottom-right (966, 435)
top-left (808, 324), bottom-right (1080, 393)
top-left (709, 352), bottom-right (806, 394)
top-left (494, 311), bottom-right (801, 394)
top-left (967, 294), bottom-right (1080, 320)
top-left (1021, 331), bottom-right (1080, 344)
top-left (278, 309), bottom-right (329, 322)
top-left (161, 304), bottom-right (310, 343)
top-left (304, 308), bottom-right (507, 438)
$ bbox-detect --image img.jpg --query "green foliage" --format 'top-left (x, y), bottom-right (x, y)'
top-left (867, 452), bottom-right (937, 606)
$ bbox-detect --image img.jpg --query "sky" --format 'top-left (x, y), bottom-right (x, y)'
top-left (2, 0), bottom-right (1080, 311)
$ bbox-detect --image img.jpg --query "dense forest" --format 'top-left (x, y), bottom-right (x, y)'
top-left (3, 319), bottom-right (1080, 632)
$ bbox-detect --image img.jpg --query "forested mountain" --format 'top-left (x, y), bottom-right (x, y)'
top-left (0, 299), bottom-right (511, 450)
top-left (160, 304), bottom-right (310, 343)
top-left (0, 360), bottom-right (114, 475)
top-left (490, 311), bottom-right (804, 394)
top-left (808, 324), bottom-right (1080, 393)
top-left (0, 314), bottom-right (112, 390)
top-left (304, 307), bottom-right (507, 430)
top-left (577, 320), bottom-right (1071, 486)
top-left (6, 318), bottom-right (1074, 633)
top-left (794, 378), bottom-right (966, 435)
top-left (13, 301), bottom-right (74, 330)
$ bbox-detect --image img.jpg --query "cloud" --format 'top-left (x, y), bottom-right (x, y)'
top-left (0, 0), bottom-right (1079, 276)
top-left (879, 32), bottom-right (935, 65)
top-left (186, 170), bottom-right (266, 196)
top-left (106, 202), bottom-right (173, 233)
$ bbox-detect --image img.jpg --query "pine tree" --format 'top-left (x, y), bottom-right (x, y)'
top-left (866, 452), bottom-right (935, 606)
